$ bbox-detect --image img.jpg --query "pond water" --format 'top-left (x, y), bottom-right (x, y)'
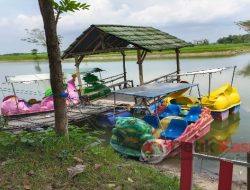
top-left (1, 53), bottom-right (250, 177)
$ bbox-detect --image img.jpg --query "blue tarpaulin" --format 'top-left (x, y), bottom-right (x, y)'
top-left (114, 82), bottom-right (198, 98)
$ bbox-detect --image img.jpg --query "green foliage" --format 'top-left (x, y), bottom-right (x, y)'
top-left (21, 28), bottom-right (63, 48)
top-left (178, 43), bottom-right (250, 53)
top-left (0, 126), bottom-right (182, 190)
top-left (21, 28), bottom-right (47, 48)
top-left (239, 63), bottom-right (250, 77)
top-left (236, 20), bottom-right (250, 33)
top-left (217, 34), bottom-right (250, 44)
top-left (193, 39), bottom-right (209, 45)
top-left (53, 0), bottom-right (90, 14)
top-left (31, 48), bottom-right (38, 60)
top-left (31, 48), bottom-right (38, 55)
top-left (0, 53), bottom-right (48, 61)
top-left (0, 126), bottom-right (101, 154)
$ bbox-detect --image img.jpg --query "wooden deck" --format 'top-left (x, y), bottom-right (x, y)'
top-left (1, 104), bottom-right (114, 132)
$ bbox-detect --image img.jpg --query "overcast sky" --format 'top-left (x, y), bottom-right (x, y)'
top-left (0, 0), bottom-right (249, 54)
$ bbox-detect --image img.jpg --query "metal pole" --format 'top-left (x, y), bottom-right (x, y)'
top-left (208, 73), bottom-right (212, 97)
top-left (189, 74), bottom-right (196, 95)
top-left (231, 66), bottom-right (237, 86)
top-left (197, 85), bottom-right (201, 99)
top-left (75, 56), bottom-right (84, 96)
top-left (10, 83), bottom-right (19, 113)
top-left (113, 92), bottom-right (116, 120)
top-left (194, 153), bottom-right (250, 167)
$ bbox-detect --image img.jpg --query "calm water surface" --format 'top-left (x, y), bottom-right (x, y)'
top-left (1, 53), bottom-right (250, 175)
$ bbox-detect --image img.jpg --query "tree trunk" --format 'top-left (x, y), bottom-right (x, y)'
top-left (38, 0), bottom-right (68, 135)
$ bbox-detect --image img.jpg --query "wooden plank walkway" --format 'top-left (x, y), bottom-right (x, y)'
top-left (1, 104), bottom-right (114, 132)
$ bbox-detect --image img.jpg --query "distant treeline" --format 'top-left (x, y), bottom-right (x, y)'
top-left (217, 34), bottom-right (250, 44)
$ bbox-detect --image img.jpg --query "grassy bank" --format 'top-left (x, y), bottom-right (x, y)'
top-left (0, 126), bottom-right (186, 190)
top-left (0, 53), bottom-right (48, 61)
top-left (1, 43), bottom-right (250, 62)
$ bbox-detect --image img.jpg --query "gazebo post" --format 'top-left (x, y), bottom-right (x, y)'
top-left (74, 55), bottom-right (84, 95)
top-left (137, 49), bottom-right (147, 86)
top-left (121, 51), bottom-right (127, 88)
top-left (175, 48), bottom-right (181, 82)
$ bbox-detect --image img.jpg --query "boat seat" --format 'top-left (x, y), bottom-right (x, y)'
top-left (143, 115), bottom-right (160, 129)
top-left (184, 106), bottom-right (202, 123)
top-left (160, 119), bottom-right (188, 140)
top-left (159, 104), bottom-right (181, 119)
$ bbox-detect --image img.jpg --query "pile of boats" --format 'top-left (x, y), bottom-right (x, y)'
top-left (107, 67), bottom-right (241, 163)
top-left (0, 66), bottom-right (241, 163)
top-left (0, 67), bottom-right (113, 116)
top-left (108, 81), bottom-right (241, 163)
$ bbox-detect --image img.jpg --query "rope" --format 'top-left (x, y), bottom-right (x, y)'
top-left (53, 92), bottom-right (69, 98)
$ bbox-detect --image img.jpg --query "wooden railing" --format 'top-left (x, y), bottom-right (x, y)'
top-left (180, 142), bottom-right (250, 190)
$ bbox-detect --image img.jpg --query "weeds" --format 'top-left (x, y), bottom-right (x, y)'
top-left (0, 126), bottom-right (181, 190)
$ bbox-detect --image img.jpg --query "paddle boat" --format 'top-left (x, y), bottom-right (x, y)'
top-left (200, 83), bottom-right (241, 120)
top-left (164, 66), bottom-right (241, 120)
top-left (63, 67), bottom-right (131, 100)
top-left (1, 74), bottom-right (79, 116)
top-left (109, 82), bottom-right (213, 163)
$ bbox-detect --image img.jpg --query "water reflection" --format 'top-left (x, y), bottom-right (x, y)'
top-left (196, 113), bottom-right (240, 156)
top-left (238, 62), bottom-right (250, 77)
top-left (34, 61), bottom-right (42, 73)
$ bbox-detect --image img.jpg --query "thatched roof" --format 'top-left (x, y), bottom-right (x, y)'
top-left (62, 24), bottom-right (190, 59)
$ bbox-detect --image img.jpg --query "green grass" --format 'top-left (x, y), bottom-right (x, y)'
top-left (178, 43), bottom-right (250, 53)
top-left (0, 127), bottom-right (183, 190)
top-left (1, 43), bottom-right (250, 62)
top-left (0, 53), bottom-right (47, 61)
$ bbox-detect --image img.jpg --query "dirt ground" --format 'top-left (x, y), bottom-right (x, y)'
top-left (152, 156), bottom-right (247, 190)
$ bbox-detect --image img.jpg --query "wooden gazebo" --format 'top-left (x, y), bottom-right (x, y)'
top-left (62, 24), bottom-right (190, 87)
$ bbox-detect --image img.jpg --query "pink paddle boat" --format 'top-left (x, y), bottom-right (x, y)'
top-left (1, 74), bottom-right (79, 116)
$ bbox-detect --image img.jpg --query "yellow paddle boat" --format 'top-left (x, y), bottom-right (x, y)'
top-left (201, 83), bottom-right (241, 120)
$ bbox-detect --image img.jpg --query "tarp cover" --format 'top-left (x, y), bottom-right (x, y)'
top-left (114, 82), bottom-right (198, 98)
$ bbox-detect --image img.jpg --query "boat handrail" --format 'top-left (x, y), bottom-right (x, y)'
top-left (101, 73), bottom-right (124, 81)
top-left (193, 152), bottom-right (250, 167)
top-left (144, 71), bottom-right (177, 85)
top-left (177, 66), bottom-right (236, 76)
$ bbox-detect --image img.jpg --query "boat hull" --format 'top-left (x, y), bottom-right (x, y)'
top-left (110, 107), bottom-right (213, 163)
top-left (211, 104), bottom-right (240, 121)
top-left (141, 108), bottom-right (213, 163)
top-left (95, 109), bottom-right (132, 128)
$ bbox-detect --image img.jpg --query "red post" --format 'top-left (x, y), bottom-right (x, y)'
top-left (180, 142), bottom-right (193, 190)
top-left (218, 160), bottom-right (233, 190)
top-left (247, 151), bottom-right (250, 190)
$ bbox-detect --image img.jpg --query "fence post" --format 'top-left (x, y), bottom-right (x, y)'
top-left (248, 151), bottom-right (250, 190)
top-left (218, 160), bottom-right (233, 190)
top-left (180, 142), bottom-right (193, 190)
